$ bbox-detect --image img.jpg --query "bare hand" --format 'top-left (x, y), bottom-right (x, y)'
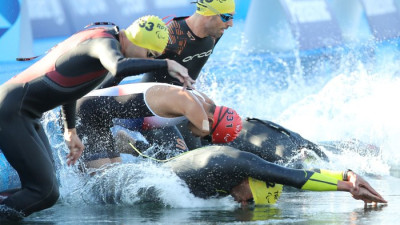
top-left (347, 171), bottom-right (384, 200)
top-left (64, 128), bottom-right (84, 166)
top-left (350, 186), bottom-right (388, 204)
top-left (165, 59), bottom-right (195, 89)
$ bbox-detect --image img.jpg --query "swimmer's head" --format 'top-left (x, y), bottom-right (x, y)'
top-left (210, 106), bottom-right (242, 143)
top-left (248, 177), bottom-right (283, 205)
top-left (124, 15), bottom-right (168, 53)
top-left (196, 0), bottom-right (236, 16)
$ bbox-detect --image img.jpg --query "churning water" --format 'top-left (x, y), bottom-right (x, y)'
top-left (1, 20), bottom-right (400, 224)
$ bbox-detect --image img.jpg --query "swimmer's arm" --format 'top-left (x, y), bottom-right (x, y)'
top-left (311, 168), bottom-right (343, 180)
top-left (178, 91), bottom-right (210, 135)
top-left (183, 102), bottom-right (210, 135)
top-left (301, 171), bottom-right (387, 204)
top-left (61, 101), bottom-right (76, 129)
top-left (63, 128), bottom-right (84, 166)
top-left (310, 168), bottom-right (384, 200)
top-left (196, 91), bottom-right (215, 105)
top-left (61, 101), bottom-right (84, 166)
top-left (237, 152), bottom-right (387, 204)
top-left (90, 38), bottom-right (168, 78)
top-left (96, 72), bottom-right (122, 89)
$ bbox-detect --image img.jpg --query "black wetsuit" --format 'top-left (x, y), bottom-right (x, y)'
top-left (0, 26), bottom-right (168, 218)
top-left (96, 18), bottom-right (327, 164)
top-left (86, 16), bottom-right (220, 156)
top-left (223, 118), bottom-right (328, 165)
top-left (141, 17), bottom-right (218, 83)
top-left (98, 17), bottom-right (219, 151)
top-left (91, 17), bottom-right (217, 154)
top-left (76, 95), bottom-right (151, 161)
top-left (76, 83), bottom-right (189, 162)
top-left (166, 146), bottom-right (331, 199)
top-left (98, 17), bottom-right (218, 88)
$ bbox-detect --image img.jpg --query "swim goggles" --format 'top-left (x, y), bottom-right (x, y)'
top-left (219, 13), bottom-right (234, 23)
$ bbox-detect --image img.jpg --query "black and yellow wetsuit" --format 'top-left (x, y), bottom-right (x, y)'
top-left (166, 146), bottom-right (340, 199)
top-left (0, 26), bottom-right (168, 218)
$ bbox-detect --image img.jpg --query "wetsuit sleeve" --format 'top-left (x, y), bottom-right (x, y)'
top-left (92, 38), bottom-right (168, 83)
top-left (61, 101), bottom-right (77, 129)
top-left (96, 73), bottom-right (121, 89)
top-left (312, 168), bottom-right (344, 181)
top-left (300, 171), bottom-right (339, 191)
top-left (228, 149), bottom-right (340, 191)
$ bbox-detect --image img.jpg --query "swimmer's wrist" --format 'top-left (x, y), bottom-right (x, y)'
top-left (64, 128), bottom-right (77, 136)
top-left (337, 180), bottom-right (352, 192)
top-left (343, 169), bottom-right (353, 181)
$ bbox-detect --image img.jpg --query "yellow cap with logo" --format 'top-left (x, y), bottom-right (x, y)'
top-left (124, 15), bottom-right (168, 53)
top-left (248, 177), bottom-right (283, 205)
top-left (196, 0), bottom-right (235, 16)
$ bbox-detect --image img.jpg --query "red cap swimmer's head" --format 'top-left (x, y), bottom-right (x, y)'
top-left (211, 106), bottom-right (242, 143)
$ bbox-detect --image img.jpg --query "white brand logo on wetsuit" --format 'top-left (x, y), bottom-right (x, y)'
top-left (182, 49), bottom-right (213, 62)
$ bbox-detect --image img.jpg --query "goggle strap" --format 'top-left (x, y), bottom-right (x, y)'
top-left (162, 15), bottom-right (176, 25)
top-left (84, 22), bottom-right (116, 29)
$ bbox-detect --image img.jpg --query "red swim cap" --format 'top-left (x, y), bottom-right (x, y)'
top-left (211, 106), bottom-right (242, 143)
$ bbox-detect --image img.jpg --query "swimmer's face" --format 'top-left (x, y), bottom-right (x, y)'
top-left (123, 35), bottom-right (159, 59)
top-left (146, 49), bottom-right (161, 59)
top-left (205, 12), bottom-right (234, 38)
top-left (230, 178), bottom-right (253, 207)
top-left (124, 42), bottom-right (147, 58)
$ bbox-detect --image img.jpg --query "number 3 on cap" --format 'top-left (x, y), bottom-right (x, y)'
top-left (138, 20), bottom-right (154, 31)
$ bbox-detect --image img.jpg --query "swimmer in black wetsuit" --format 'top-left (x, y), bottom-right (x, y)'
top-left (0, 15), bottom-right (194, 220)
top-left (98, 1), bottom-right (328, 165)
top-left (219, 118), bottom-right (329, 166)
top-left (96, 0), bottom-right (237, 153)
top-left (98, 0), bottom-right (235, 88)
top-left (75, 82), bottom-right (242, 169)
top-left (165, 146), bottom-right (387, 206)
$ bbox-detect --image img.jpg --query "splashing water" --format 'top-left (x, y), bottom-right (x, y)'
top-left (42, 110), bottom-right (237, 208)
top-left (3, 21), bottom-right (399, 209)
top-left (196, 21), bottom-right (400, 176)
top-left (60, 162), bottom-right (235, 208)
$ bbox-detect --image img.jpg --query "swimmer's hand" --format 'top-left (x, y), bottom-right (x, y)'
top-left (64, 128), bottom-right (84, 166)
top-left (347, 171), bottom-right (385, 201)
top-left (350, 185), bottom-right (388, 205)
top-left (165, 59), bottom-right (195, 89)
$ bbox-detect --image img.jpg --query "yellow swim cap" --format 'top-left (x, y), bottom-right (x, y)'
top-left (124, 15), bottom-right (168, 53)
top-left (196, 0), bottom-right (235, 16)
top-left (248, 177), bottom-right (283, 205)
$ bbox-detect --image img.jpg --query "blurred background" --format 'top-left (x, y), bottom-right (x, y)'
top-left (2, 0), bottom-right (400, 61)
